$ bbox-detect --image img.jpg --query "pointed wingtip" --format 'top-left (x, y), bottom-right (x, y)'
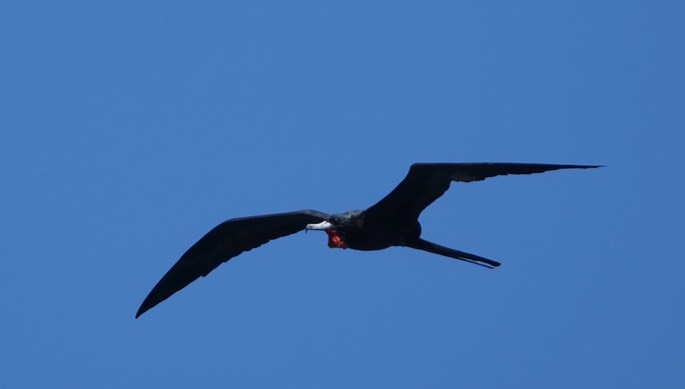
top-left (135, 301), bottom-right (154, 319)
top-left (545, 163), bottom-right (604, 171)
top-left (477, 256), bottom-right (501, 268)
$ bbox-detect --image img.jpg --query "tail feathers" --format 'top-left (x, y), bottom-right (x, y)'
top-left (405, 238), bottom-right (501, 269)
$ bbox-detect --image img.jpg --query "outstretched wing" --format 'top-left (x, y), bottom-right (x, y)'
top-left (365, 163), bottom-right (601, 225)
top-left (136, 209), bottom-right (329, 318)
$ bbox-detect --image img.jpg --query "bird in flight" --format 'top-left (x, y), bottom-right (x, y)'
top-left (136, 162), bottom-right (600, 317)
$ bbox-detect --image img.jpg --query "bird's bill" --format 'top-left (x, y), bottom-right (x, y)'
top-left (305, 221), bottom-right (333, 230)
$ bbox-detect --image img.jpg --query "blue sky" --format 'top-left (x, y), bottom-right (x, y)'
top-left (2, 1), bottom-right (683, 387)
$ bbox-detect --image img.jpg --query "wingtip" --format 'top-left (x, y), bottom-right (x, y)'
top-left (549, 163), bottom-right (604, 170)
top-left (135, 302), bottom-right (152, 319)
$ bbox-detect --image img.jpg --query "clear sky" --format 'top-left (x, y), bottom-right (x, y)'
top-left (2, 1), bottom-right (683, 388)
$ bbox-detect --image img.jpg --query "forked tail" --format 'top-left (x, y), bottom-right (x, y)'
top-left (405, 238), bottom-right (501, 269)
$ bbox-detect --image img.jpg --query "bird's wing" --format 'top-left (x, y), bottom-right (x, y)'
top-left (136, 209), bottom-right (329, 318)
top-left (365, 163), bottom-right (601, 224)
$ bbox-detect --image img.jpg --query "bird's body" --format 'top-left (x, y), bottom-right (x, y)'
top-left (136, 162), bottom-right (600, 318)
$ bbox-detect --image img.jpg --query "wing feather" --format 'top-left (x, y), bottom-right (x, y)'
top-left (136, 209), bottom-right (328, 317)
top-left (365, 163), bottom-right (601, 224)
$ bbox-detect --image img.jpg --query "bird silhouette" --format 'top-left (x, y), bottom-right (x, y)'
top-left (136, 162), bottom-right (600, 318)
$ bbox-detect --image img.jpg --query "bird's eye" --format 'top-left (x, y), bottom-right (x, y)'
top-left (331, 216), bottom-right (340, 223)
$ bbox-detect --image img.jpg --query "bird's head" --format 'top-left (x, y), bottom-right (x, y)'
top-left (305, 211), bottom-right (364, 249)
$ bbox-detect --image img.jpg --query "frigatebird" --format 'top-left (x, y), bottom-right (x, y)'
top-left (136, 162), bottom-right (599, 317)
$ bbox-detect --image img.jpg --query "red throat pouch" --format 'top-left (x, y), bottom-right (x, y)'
top-left (324, 229), bottom-right (348, 249)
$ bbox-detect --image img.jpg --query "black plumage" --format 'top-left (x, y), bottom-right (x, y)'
top-left (136, 162), bottom-right (600, 318)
